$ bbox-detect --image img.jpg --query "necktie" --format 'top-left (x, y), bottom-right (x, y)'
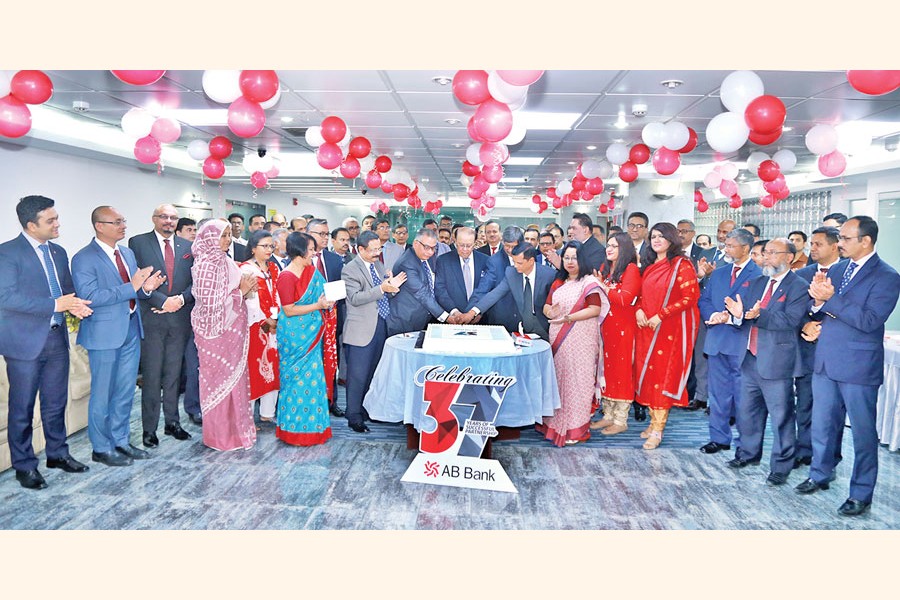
top-left (490, 245), bottom-right (497, 255)
top-left (819, 266), bottom-right (828, 274)
top-left (462, 257), bottom-right (473, 299)
top-left (282, 257), bottom-right (290, 270)
top-left (523, 275), bottom-right (534, 316)
top-left (748, 278), bottom-right (777, 356)
top-left (422, 260), bottom-right (435, 297)
top-left (163, 238), bottom-right (175, 292)
top-left (316, 252), bottom-right (327, 278)
top-left (38, 244), bottom-right (64, 326)
top-left (114, 249), bottom-right (136, 311)
top-left (370, 263), bottom-right (390, 320)
top-left (730, 264), bottom-right (741, 286)
top-left (839, 262), bottom-right (858, 294)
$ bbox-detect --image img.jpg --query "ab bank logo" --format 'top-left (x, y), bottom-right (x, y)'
top-left (423, 461), bottom-right (440, 477)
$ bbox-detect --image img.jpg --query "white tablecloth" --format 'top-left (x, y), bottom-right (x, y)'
top-left (877, 333), bottom-right (900, 451)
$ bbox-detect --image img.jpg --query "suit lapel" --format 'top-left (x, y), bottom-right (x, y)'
top-left (840, 254), bottom-right (878, 295)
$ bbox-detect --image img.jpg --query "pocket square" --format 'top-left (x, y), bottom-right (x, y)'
top-left (777, 295), bottom-right (786, 303)
top-left (741, 281), bottom-right (750, 287)
top-left (182, 253), bottom-right (192, 260)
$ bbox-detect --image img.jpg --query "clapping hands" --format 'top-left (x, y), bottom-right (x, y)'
top-left (809, 271), bottom-right (834, 305)
top-left (56, 293), bottom-right (93, 318)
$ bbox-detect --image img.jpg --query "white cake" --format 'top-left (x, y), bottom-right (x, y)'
top-left (421, 324), bottom-right (516, 355)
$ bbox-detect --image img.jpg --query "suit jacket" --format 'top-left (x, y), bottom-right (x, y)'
top-left (794, 260), bottom-right (847, 375)
top-left (535, 253), bottom-right (553, 268)
top-left (341, 256), bottom-right (390, 347)
top-left (128, 231), bottom-right (194, 327)
top-left (468, 247), bottom-right (514, 325)
top-left (0, 233), bottom-right (74, 360)
top-left (699, 259), bottom-right (762, 356)
top-left (434, 250), bottom-right (488, 313)
top-left (382, 241), bottom-right (406, 273)
top-left (318, 249), bottom-right (346, 337)
top-left (230, 240), bottom-right (250, 262)
top-left (468, 264), bottom-right (555, 340)
top-left (731, 271), bottom-right (810, 379)
top-left (269, 254), bottom-right (291, 272)
top-left (71, 239), bottom-right (145, 350)
top-left (814, 253), bottom-right (900, 385)
top-left (386, 248), bottom-right (445, 335)
top-left (579, 235), bottom-right (606, 271)
top-left (476, 244), bottom-right (501, 256)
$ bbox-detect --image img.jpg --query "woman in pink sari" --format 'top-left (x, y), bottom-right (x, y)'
top-left (538, 240), bottom-right (610, 446)
top-left (191, 219), bottom-right (258, 451)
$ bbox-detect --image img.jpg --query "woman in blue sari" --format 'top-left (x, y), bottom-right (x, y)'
top-left (275, 232), bottom-right (335, 446)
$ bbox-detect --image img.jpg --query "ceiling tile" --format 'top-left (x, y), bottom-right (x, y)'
top-left (296, 90), bottom-right (402, 112)
top-left (279, 71), bottom-right (389, 92)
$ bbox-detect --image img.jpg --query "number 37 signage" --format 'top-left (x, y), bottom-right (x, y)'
top-left (401, 365), bottom-right (519, 493)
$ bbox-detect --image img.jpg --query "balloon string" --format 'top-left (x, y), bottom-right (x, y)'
top-left (157, 161), bottom-right (163, 176)
top-left (252, 188), bottom-right (258, 200)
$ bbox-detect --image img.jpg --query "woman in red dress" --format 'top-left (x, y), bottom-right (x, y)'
top-left (591, 232), bottom-right (641, 435)
top-left (239, 230), bottom-right (281, 425)
top-left (634, 222), bottom-right (700, 450)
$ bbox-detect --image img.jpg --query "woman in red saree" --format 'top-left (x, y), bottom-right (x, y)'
top-left (591, 232), bottom-right (641, 435)
top-left (538, 241), bottom-right (609, 446)
top-left (634, 222), bottom-right (700, 450)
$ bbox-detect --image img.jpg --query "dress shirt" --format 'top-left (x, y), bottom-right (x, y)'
top-left (810, 251), bottom-right (875, 314)
top-left (24, 232), bottom-right (60, 324)
top-left (733, 268), bottom-right (790, 328)
top-left (96, 238), bottom-right (144, 313)
top-left (153, 230), bottom-right (184, 304)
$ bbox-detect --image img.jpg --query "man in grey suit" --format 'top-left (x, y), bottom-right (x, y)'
top-left (341, 230), bottom-right (406, 433)
top-left (382, 223), bottom-right (409, 272)
top-left (128, 204), bottom-right (196, 448)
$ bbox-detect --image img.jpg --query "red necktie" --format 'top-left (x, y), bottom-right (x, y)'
top-left (164, 238), bottom-right (175, 292)
top-left (748, 279), bottom-right (777, 356)
top-left (820, 267), bottom-right (828, 274)
top-left (316, 252), bottom-right (327, 278)
top-left (490, 245), bottom-right (497, 255)
top-left (114, 249), bottom-right (136, 311)
top-left (730, 264), bottom-right (741, 286)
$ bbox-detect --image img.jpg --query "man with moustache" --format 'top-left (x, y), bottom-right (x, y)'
top-left (477, 220), bottom-right (502, 256)
top-left (331, 227), bottom-right (353, 264)
top-left (434, 227), bottom-right (488, 316)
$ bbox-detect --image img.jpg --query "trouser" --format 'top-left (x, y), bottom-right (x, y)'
top-left (256, 390), bottom-right (278, 419)
top-left (181, 332), bottom-right (201, 417)
top-left (736, 355), bottom-right (796, 475)
top-left (795, 372), bottom-right (844, 462)
top-left (344, 317), bottom-right (387, 426)
top-left (140, 317), bottom-right (190, 432)
top-left (707, 353), bottom-right (742, 445)
top-left (88, 315), bottom-right (141, 453)
top-left (688, 323), bottom-right (709, 402)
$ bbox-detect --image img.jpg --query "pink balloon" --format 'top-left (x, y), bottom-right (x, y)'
top-left (483, 196), bottom-right (496, 209)
top-left (479, 142), bottom-right (509, 167)
top-left (316, 142), bottom-right (343, 169)
top-left (760, 195), bottom-right (776, 208)
top-left (552, 197), bottom-right (562, 209)
top-left (619, 161), bottom-right (639, 183)
top-left (150, 118), bottom-right (181, 143)
top-left (496, 70), bottom-right (544, 87)
top-left (202, 156), bottom-right (225, 179)
top-left (266, 165), bottom-right (280, 178)
top-left (110, 70), bottom-right (166, 86)
top-left (607, 198), bottom-right (616, 210)
top-left (365, 169), bottom-right (383, 188)
top-left (339, 156), bottom-right (361, 178)
top-left (239, 70), bottom-right (279, 103)
top-left (547, 187), bottom-right (558, 199)
top-left (697, 199), bottom-right (709, 213)
top-left (133, 135), bottom-right (161, 164)
top-left (10, 70), bottom-right (53, 104)
top-left (818, 150), bottom-right (847, 177)
top-left (452, 70), bottom-right (491, 105)
top-left (703, 171), bottom-right (723, 188)
top-left (369, 201), bottom-right (380, 213)
top-left (227, 97), bottom-right (266, 138)
top-left (652, 147), bottom-right (681, 175)
top-left (719, 179), bottom-right (738, 197)
top-left (472, 99), bottom-right (513, 143)
top-left (481, 163), bottom-right (503, 183)
top-left (0, 95), bottom-right (32, 138)
top-left (320, 116), bottom-right (347, 144)
top-left (250, 171), bottom-right (268, 189)
top-left (380, 180), bottom-right (393, 194)
top-left (467, 116), bottom-right (486, 143)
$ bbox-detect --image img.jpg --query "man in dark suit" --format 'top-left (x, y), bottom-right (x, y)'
top-left (723, 238), bottom-right (810, 486)
top-left (678, 219), bottom-right (705, 267)
top-left (434, 226), bottom-right (488, 314)
top-left (460, 244), bottom-right (555, 341)
top-left (468, 226), bottom-right (523, 330)
top-left (0, 195), bottom-right (94, 489)
top-left (626, 212), bottom-right (650, 265)
top-left (73, 206), bottom-right (165, 467)
top-left (227, 213), bottom-right (249, 261)
top-left (536, 232), bottom-right (556, 268)
top-left (330, 227), bottom-right (353, 264)
top-left (129, 204), bottom-right (197, 447)
top-left (795, 216), bottom-right (900, 516)
top-left (698, 228), bottom-right (762, 454)
top-left (268, 227), bottom-right (291, 272)
top-left (387, 228), bottom-right (455, 335)
top-left (551, 213), bottom-right (603, 271)
top-left (476, 220), bottom-right (502, 256)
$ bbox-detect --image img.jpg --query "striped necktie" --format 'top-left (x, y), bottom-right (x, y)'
top-left (38, 244), bottom-right (64, 326)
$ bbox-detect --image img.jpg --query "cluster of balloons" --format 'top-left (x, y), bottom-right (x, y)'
top-left (638, 121), bottom-right (697, 176)
top-left (202, 70), bottom-right (280, 138)
top-left (693, 188), bottom-right (714, 213)
top-left (847, 71), bottom-right (900, 96)
top-left (547, 159), bottom-right (612, 209)
top-left (185, 136), bottom-right (234, 180)
top-left (703, 162), bottom-right (743, 207)
top-left (369, 200), bottom-right (390, 215)
top-left (708, 71), bottom-right (786, 152)
top-left (0, 70), bottom-right (54, 138)
top-left (120, 107), bottom-right (183, 165)
top-left (805, 123), bottom-right (871, 178)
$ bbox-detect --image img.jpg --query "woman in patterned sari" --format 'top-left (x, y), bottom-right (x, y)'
top-left (275, 232), bottom-right (335, 446)
top-left (538, 241), bottom-right (610, 447)
top-left (191, 219), bottom-right (258, 451)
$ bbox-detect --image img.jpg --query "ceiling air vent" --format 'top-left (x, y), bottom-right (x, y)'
top-left (282, 127), bottom-right (309, 137)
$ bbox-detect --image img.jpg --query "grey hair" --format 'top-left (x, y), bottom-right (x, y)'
top-left (307, 218), bottom-right (328, 231)
top-left (726, 228), bottom-right (755, 248)
top-left (677, 219), bottom-right (695, 230)
top-left (501, 225), bottom-right (524, 244)
top-left (415, 227), bottom-right (438, 242)
top-left (342, 216), bottom-right (358, 227)
top-left (272, 227), bottom-right (289, 241)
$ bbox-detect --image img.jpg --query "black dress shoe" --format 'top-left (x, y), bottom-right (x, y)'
top-left (685, 399), bottom-right (708, 411)
top-left (15, 469), bottom-right (48, 490)
top-left (727, 457), bottom-right (760, 469)
top-left (633, 404), bottom-right (647, 422)
top-left (91, 451), bottom-right (133, 467)
top-left (838, 498), bottom-right (871, 517)
top-left (188, 413), bottom-right (203, 425)
top-left (116, 444), bottom-right (150, 460)
top-left (700, 441), bottom-right (730, 454)
top-left (142, 431), bottom-right (159, 448)
top-left (766, 472), bottom-right (789, 486)
top-left (729, 416), bottom-right (736, 426)
top-left (348, 422), bottom-right (370, 433)
top-left (46, 455), bottom-right (89, 473)
top-left (329, 404), bottom-right (345, 418)
top-left (164, 423), bottom-right (192, 440)
top-left (794, 477), bottom-right (830, 494)
top-left (792, 456), bottom-right (812, 469)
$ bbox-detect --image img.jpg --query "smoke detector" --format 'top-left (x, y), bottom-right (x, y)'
top-left (72, 100), bottom-right (90, 112)
top-left (660, 79), bottom-right (684, 90)
top-left (631, 103), bottom-right (648, 117)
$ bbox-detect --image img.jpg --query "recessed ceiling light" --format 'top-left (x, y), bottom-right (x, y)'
top-left (567, 161), bottom-right (576, 165)
top-left (554, 171), bottom-right (562, 175)
top-left (586, 145), bottom-right (597, 150)
top-left (280, 116), bottom-right (294, 123)
top-left (504, 156), bottom-right (544, 166)
top-left (432, 76), bottom-right (453, 86)
top-left (614, 113), bottom-right (628, 129)
top-left (545, 180), bottom-right (552, 183)
top-left (660, 79), bottom-right (684, 89)
top-left (451, 143), bottom-right (465, 148)
top-left (444, 118), bottom-right (462, 125)
top-left (782, 126), bottom-right (794, 132)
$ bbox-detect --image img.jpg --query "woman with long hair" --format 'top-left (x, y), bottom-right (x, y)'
top-left (634, 222), bottom-right (700, 450)
top-left (539, 241), bottom-right (609, 446)
top-left (591, 231), bottom-right (641, 435)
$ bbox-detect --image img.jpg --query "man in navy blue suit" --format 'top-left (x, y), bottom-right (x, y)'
top-left (468, 225), bottom-right (524, 330)
top-left (698, 228), bottom-right (761, 454)
top-left (795, 216), bottom-right (900, 516)
top-left (723, 238), bottom-right (810, 486)
top-left (0, 195), bottom-right (94, 489)
top-left (536, 232), bottom-right (556, 268)
top-left (434, 227), bottom-right (488, 315)
top-left (387, 228), bottom-right (455, 335)
top-left (72, 206), bottom-right (166, 468)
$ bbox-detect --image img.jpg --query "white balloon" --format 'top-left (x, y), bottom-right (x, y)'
top-left (597, 161), bottom-right (614, 180)
top-left (120, 108), bottom-right (155, 138)
top-left (242, 154), bottom-right (263, 174)
top-left (339, 128), bottom-right (352, 148)
top-left (530, 202), bottom-right (541, 213)
top-left (606, 142), bottom-right (629, 165)
top-left (836, 124), bottom-right (872, 156)
top-left (661, 121), bottom-right (690, 150)
top-left (701, 188), bottom-right (715, 203)
top-left (642, 122), bottom-right (666, 148)
top-left (487, 183), bottom-right (499, 196)
top-left (187, 139), bottom-right (211, 161)
top-left (705, 111), bottom-right (750, 154)
top-left (507, 95), bottom-right (527, 112)
top-left (771, 148), bottom-right (797, 171)
top-left (719, 161), bottom-right (739, 180)
top-left (201, 70), bottom-right (242, 104)
top-left (738, 183), bottom-right (753, 197)
top-left (358, 155), bottom-right (375, 173)
top-left (557, 180), bottom-right (573, 196)
top-left (703, 171), bottom-right (723, 189)
top-left (260, 86), bottom-right (281, 110)
top-left (596, 191), bottom-right (611, 205)
top-left (719, 70), bottom-right (765, 114)
top-left (487, 71), bottom-right (529, 104)
top-left (745, 151), bottom-right (770, 172)
top-left (580, 159), bottom-right (603, 179)
top-left (0, 71), bottom-right (10, 98)
top-left (466, 143), bottom-right (483, 166)
top-left (805, 124), bottom-right (838, 155)
top-left (500, 116), bottom-right (527, 146)
top-left (305, 126), bottom-right (325, 147)
top-left (257, 154), bottom-right (274, 173)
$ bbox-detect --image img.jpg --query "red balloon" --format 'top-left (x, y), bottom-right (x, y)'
top-left (729, 196), bottom-right (743, 209)
top-left (348, 136), bottom-right (372, 159)
top-left (678, 128), bottom-right (699, 153)
top-left (571, 176), bottom-right (587, 191)
top-left (847, 70), bottom-right (900, 96)
top-left (586, 177), bottom-right (604, 195)
top-left (694, 189), bottom-right (703, 203)
top-left (697, 199), bottom-right (709, 213)
top-left (316, 142), bottom-right (343, 170)
top-left (380, 180), bottom-right (394, 194)
top-left (365, 169), bottom-right (382, 188)
top-left (481, 164), bottom-right (503, 183)
top-left (538, 201), bottom-right (548, 212)
top-left (629, 143), bottom-right (651, 164)
top-left (0, 95), bottom-right (32, 138)
top-left (744, 95), bottom-right (786, 135)
top-left (599, 203), bottom-right (609, 214)
top-left (774, 187), bottom-right (790, 200)
top-left (110, 70), bottom-right (166, 86)
top-left (479, 142), bottom-right (509, 167)
top-left (239, 70), bottom-right (279, 103)
top-left (320, 116), bottom-right (347, 144)
top-left (719, 179), bottom-right (738, 197)
top-left (652, 147), bottom-right (681, 175)
top-left (552, 197), bottom-right (563, 209)
top-left (818, 150), bottom-right (847, 177)
top-left (374, 155), bottom-right (392, 173)
top-left (760, 195), bottom-right (776, 208)
top-left (607, 198), bottom-right (616, 210)
top-left (749, 127), bottom-right (782, 146)
top-left (532, 194), bottom-right (541, 204)
top-left (619, 161), bottom-right (639, 182)
top-left (208, 136), bottom-right (233, 159)
top-left (452, 70), bottom-right (491, 106)
top-left (472, 99), bottom-right (513, 143)
top-left (340, 156), bottom-right (361, 178)
top-left (393, 183), bottom-right (410, 200)
top-left (10, 71), bottom-right (53, 104)
top-left (133, 135), bottom-right (161, 164)
top-left (227, 97), bottom-right (266, 138)
top-left (462, 160), bottom-right (481, 177)
top-left (757, 160), bottom-right (781, 182)
top-left (202, 156), bottom-right (225, 179)
top-left (250, 171), bottom-right (268, 189)
top-left (547, 186), bottom-right (558, 199)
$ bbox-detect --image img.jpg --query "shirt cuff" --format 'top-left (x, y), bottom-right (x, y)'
top-left (438, 312), bottom-right (449, 322)
top-left (471, 307), bottom-right (481, 316)
top-left (810, 303), bottom-right (823, 313)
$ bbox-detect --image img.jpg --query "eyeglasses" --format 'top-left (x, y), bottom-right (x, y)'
top-left (607, 243), bottom-right (619, 249)
top-left (627, 223), bottom-right (647, 230)
top-left (677, 229), bottom-right (694, 234)
top-left (562, 256), bottom-right (578, 262)
top-left (98, 219), bottom-right (127, 226)
top-left (309, 230), bottom-right (329, 237)
top-left (366, 246), bottom-right (383, 254)
top-left (456, 243), bottom-right (474, 249)
top-left (762, 250), bottom-right (791, 256)
top-left (416, 240), bottom-right (437, 252)
top-left (257, 244), bottom-right (275, 249)
top-left (153, 215), bottom-right (178, 221)
top-left (839, 235), bottom-right (861, 243)
top-left (539, 241), bottom-right (553, 246)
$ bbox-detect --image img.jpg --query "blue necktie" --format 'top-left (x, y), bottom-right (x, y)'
top-left (839, 261), bottom-right (858, 294)
top-left (39, 244), bottom-right (64, 326)
top-left (422, 260), bottom-right (435, 297)
top-left (370, 263), bottom-right (390, 320)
